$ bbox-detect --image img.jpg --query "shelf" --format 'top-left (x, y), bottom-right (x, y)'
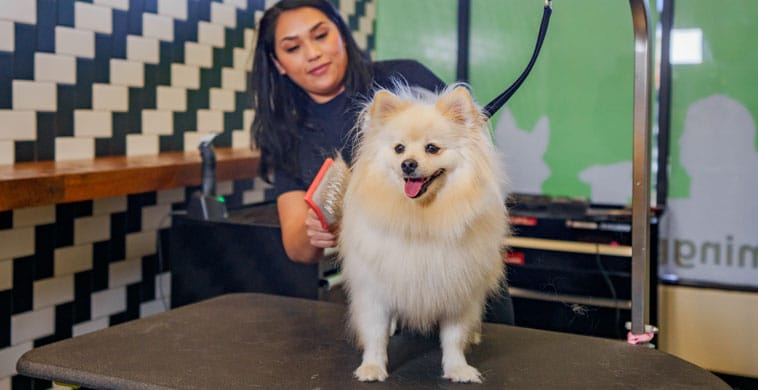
top-left (508, 236), bottom-right (632, 257)
top-left (509, 287), bottom-right (632, 310)
top-left (0, 148), bottom-right (260, 211)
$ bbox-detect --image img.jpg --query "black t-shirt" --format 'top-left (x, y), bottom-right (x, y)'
top-left (273, 59), bottom-right (446, 197)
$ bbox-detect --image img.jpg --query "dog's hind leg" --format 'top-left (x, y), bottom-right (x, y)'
top-left (468, 323), bottom-right (482, 346)
top-left (389, 314), bottom-right (399, 336)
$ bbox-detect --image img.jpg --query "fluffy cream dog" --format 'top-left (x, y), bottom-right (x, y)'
top-left (338, 85), bottom-right (509, 383)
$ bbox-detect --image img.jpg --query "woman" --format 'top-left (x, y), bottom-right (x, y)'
top-left (250, 0), bottom-right (445, 264)
top-left (251, 0), bottom-right (514, 326)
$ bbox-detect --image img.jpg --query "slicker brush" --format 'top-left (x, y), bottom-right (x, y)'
top-left (304, 157), bottom-right (350, 230)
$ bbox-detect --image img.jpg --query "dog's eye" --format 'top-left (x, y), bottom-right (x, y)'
top-left (425, 144), bottom-right (440, 154)
top-left (394, 144), bottom-right (405, 154)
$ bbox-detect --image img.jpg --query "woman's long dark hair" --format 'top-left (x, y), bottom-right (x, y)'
top-left (250, 0), bottom-right (373, 181)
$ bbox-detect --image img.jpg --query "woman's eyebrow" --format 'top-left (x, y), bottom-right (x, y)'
top-left (309, 21), bottom-right (326, 33)
top-left (279, 21), bottom-right (327, 43)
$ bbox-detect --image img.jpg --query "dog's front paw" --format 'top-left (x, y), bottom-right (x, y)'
top-left (354, 363), bottom-right (388, 382)
top-left (443, 364), bottom-right (483, 383)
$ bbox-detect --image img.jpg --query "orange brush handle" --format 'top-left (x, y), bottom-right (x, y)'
top-left (304, 158), bottom-right (334, 230)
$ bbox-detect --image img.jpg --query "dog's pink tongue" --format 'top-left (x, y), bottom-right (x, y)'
top-left (404, 179), bottom-right (424, 198)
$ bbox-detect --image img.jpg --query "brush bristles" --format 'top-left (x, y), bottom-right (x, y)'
top-left (317, 159), bottom-right (349, 225)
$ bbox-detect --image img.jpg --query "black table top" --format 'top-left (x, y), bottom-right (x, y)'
top-left (17, 293), bottom-right (728, 389)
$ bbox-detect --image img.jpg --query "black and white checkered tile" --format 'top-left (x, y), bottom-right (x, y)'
top-left (0, 0), bottom-right (265, 164)
top-left (0, 0), bottom-right (377, 388)
top-left (0, 177), bottom-right (277, 389)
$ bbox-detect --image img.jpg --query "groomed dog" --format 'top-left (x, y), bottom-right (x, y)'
top-left (338, 84), bottom-right (509, 383)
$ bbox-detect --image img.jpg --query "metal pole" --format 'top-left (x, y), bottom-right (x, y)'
top-left (628, 0), bottom-right (653, 336)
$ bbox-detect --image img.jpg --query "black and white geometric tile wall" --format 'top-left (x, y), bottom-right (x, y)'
top-left (0, 179), bottom-right (274, 389)
top-left (0, 0), bottom-right (376, 388)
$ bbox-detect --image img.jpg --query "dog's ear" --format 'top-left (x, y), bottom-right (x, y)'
top-left (435, 86), bottom-right (482, 127)
top-left (369, 90), bottom-right (409, 124)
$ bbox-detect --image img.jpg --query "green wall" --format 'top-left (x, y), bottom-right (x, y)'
top-left (471, 0), bottom-right (636, 198)
top-left (660, 1), bottom-right (758, 288)
top-left (668, 0), bottom-right (758, 199)
top-left (375, 0), bottom-right (756, 204)
top-left (374, 0), bottom-right (458, 83)
top-left (376, 1), bottom-right (639, 199)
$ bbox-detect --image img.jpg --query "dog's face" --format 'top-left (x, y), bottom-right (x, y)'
top-left (362, 86), bottom-right (486, 203)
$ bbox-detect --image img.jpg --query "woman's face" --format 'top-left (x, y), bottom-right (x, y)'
top-left (272, 7), bottom-right (349, 103)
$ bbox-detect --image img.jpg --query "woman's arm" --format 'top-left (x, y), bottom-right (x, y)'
top-left (277, 190), bottom-right (337, 264)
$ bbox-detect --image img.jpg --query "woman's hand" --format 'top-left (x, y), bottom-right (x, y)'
top-left (277, 191), bottom-right (334, 263)
top-left (305, 208), bottom-right (337, 248)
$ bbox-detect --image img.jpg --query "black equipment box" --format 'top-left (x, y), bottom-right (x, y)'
top-left (505, 194), bottom-right (659, 340)
top-left (168, 202), bottom-right (319, 308)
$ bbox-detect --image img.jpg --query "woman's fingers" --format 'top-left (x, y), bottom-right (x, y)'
top-left (305, 209), bottom-right (336, 248)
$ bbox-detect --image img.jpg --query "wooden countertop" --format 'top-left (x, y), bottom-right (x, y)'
top-left (0, 148), bottom-right (260, 211)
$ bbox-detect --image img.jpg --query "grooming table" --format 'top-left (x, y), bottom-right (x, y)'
top-left (17, 293), bottom-right (727, 389)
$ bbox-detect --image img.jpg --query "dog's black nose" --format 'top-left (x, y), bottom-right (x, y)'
top-left (401, 159), bottom-right (417, 175)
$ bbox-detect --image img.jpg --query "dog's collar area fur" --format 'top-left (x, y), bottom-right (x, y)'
top-left (404, 169), bottom-right (445, 198)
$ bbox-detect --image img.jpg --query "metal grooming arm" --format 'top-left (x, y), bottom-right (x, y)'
top-left (627, 0), bottom-right (657, 344)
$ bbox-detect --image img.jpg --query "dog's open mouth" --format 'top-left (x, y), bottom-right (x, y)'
top-left (404, 169), bottom-right (445, 199)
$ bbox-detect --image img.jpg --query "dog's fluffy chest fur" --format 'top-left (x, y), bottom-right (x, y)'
top-left (340, 211), bottom-right (504, 330)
